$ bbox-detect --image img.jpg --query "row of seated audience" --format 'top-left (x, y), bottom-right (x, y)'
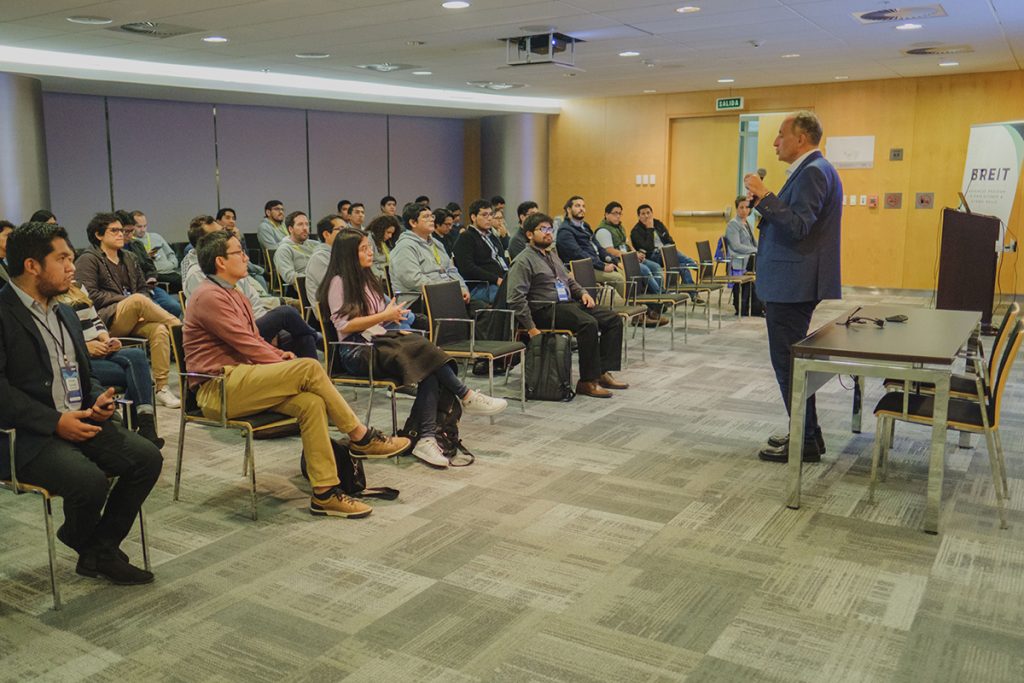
top-left (0, 189), bottom-right (738, 587)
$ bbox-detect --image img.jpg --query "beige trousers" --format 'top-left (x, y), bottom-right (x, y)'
top-left (196, 357), bottom-right (361, 489)
top-left (595, 268), bottom-right (626, 299)
top-left (108, 294), bottom-right (180, 390)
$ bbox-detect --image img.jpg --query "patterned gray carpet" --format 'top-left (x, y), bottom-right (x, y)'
top-left (2, 289), bottom-right (1023, 682)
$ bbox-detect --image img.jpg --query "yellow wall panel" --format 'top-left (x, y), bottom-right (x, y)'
top-left (548, 71), bottom-right (1024, 294)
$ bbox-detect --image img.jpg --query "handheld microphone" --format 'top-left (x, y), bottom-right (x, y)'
top-left (757, 168), bottom-right (767, 180)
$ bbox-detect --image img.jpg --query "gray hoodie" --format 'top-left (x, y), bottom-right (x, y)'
top-left (390, 229), bottom-right (467, 295)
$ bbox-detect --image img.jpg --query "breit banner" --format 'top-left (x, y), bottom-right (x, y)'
top-left (961, 121), bottom-right (1024, 240)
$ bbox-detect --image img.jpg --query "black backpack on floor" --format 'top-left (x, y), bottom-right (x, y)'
top-left (400, 386), bottom-right (475, 466)
top-left (524, 332), bottom-right (575, 402)
top-left (300, 439), bottom-right (399, 499)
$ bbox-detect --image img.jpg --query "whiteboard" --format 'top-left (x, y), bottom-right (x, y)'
top-left (825, 135), bottom-right (875, 169)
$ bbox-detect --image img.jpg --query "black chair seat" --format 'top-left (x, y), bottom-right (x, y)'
top-left (441, 339), bottom-right (525, 357)
top-left (186, 407), bottom-right (293, 429)
top-left (882, 374), bottom-right (981, 397)
top-left (613, 304), bottom-right (648, 317)
top-left (636, 292), bottom-right (690, 305)
top-left (329, 371), bottom-right (401, 388)
top-left (873, 391), bottom-right (989, 429)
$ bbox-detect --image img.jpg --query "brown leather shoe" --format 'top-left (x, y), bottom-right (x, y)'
top-left (597, 372), bottom-right (629, 390)
top-left (644, 314), bottom-right (670, 327)
top-left (576, 380), bottom-right (612, 398)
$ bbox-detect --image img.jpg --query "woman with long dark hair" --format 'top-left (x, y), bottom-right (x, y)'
top-left (317, 228), bottom-right (506, 468)
top-left (366, 214), bottom-right (399, 280)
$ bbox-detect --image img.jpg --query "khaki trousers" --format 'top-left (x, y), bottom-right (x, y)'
top-left (595, 268), bottom-right (626, 299)
top-left (196, 358), bottom-right (360, 489)
top-left (108, 294), bottom-right (180, 390)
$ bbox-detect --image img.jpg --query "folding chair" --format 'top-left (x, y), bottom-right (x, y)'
top-left (569, 258), bottom-right (647, 365)
top-left (620, 252), bottom-right (690, 348)
top-left (169, 326), bottom-right (298, 520)
top-left (1, 428), bottom-right (151, 611)
top-left (422, 280), bottom-right (527, 416)
top-left (870, 320), bottom-right (1023, 529)
top-left (660, 244), bottom-right (723, 330)
top-left (715, 237), bottom-right (758, 318)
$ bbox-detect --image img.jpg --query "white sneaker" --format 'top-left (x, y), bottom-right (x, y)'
top-left (155, 387), bottom-right (181, 409)
top-left (412, 437), bottom-right (449, 468)
top-left (460, 390), bottom-right (507, 416)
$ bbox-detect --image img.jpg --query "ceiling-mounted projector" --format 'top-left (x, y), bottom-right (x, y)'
top-left (501, 31), bottom-right (584, 70)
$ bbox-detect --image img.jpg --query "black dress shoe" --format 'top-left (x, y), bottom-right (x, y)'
top-left (758, 440), bottom-right (822, 463)
top-left (56, 526), bottom-right (131, 563)
top-left (767, 431), bottom-right (826, 453)
top-left (76, 554), bottom-right (154, 585)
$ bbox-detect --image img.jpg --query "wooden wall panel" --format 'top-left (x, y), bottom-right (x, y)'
top-left (548, 70), bottom-right (1024, 294)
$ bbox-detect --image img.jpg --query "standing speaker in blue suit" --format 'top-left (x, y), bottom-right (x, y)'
top-left (743, 111), bottom-right (843, 463)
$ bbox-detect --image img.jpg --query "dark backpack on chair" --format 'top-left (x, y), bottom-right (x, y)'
top-left (524, 332), bottom-right (575, 401)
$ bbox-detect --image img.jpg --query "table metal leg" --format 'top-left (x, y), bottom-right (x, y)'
top-left (924, 375), bottom-right (951, 534)
top-left (852, 375), bottom-right (863, 433)
top-left (786, 362), bottom-right (809, 509)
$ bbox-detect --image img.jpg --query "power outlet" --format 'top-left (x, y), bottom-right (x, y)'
top-left (889, 148), bottom-right (904, 161)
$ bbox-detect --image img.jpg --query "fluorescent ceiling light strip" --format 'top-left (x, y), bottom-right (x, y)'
top-left (0, 45), bottom-right (563, 113)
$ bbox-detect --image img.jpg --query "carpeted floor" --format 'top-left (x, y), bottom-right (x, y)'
top-left (2, 289), bottom-right (1023, 682)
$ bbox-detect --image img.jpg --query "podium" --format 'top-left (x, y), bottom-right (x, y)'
top-left (936, 208), bottom-right (1001, 331)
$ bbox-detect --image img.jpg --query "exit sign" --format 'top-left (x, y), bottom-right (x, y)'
top-left (716, 96), bottom-right (744, 111)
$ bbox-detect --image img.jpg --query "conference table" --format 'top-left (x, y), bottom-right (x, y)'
top-left (784, 305), bottom-right (982, 534)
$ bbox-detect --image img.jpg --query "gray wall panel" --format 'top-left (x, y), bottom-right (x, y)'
top-left (41, 92), bottom-right (109, 245)
top-left (216, 104), bottom-right (308, 233)
top-left (307, 110), bottom-right (388, 221)
top-left (108, 97), bottom-right (217, 242)
top-left (387, 116), bottom-right (464, 210)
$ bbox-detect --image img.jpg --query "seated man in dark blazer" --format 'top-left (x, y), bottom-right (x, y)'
top-left (0, 219), bottom-right (13, 285)
top-left (453, 199), bottom-right (508, 304)
top-left (0, 222), bottom-right (163, 585)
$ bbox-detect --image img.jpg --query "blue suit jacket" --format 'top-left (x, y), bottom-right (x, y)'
top-left (754, 150), bottom-right (843, 303)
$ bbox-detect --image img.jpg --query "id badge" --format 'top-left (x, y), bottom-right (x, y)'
top-left (60, 363), bottom-right (84, 405)
top-left (554, 279), bottom-right (570, 302)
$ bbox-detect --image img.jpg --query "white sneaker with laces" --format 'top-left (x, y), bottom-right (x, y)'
top-left (155, 387), bottom-right (181, 409)
top-left (460, 390), bottom-right (507, 416)
top-left (412, 437), bottom-right (449, 468)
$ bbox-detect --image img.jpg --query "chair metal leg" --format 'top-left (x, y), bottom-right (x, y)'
top-left (869, 415), bottom-right (884, 503)
top-left (42, 495), bottom-right (62, 611)
top-left (173, 414), bottom-right (186, 501)
top-left (880, 416), bottom-right (893, 482)
top-left (668, 303), bottom-right (675, 350)
top-left (245, 430), bottom-right (258, 521)
top-left (138, 506), bottom-right (151, 571)
top-left (716, 288), bottom-right (723, 329)
top-left (365, 386), bottom-right (375, 425)
top-left (390, 390), bottom-right (398, 435)
top-left (992, 429), bottom-right (1009, 497)
top-left (982, 427), bottom-right (1008, 529)
top-left (519, 349), bottom-right (526, 412)
top-left (488, 361), bottom-right (496, 425)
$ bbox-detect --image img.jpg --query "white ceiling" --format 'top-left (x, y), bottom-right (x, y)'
top-left (0, 0), bottom-right (1020, 115)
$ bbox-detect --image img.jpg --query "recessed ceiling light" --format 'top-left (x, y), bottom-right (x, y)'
top-left (781, 53), bottom-right (800, 59)
top-left (896, 23), bottom-right (922, 31)
top-left (406, 40), bottom-right (425, 46)
top-left (834, 75), bottom-right (849, 80)
top-left (676, 6), bottom-right (701, 13)
top-left (442, 1), bottom-right (470, 8)
top-left (718, 78), bottom-right (734, 83)
top-left (563, 72), bottom-right (577, 78)
top-left (202, 36), bottom-right (229, 43)
top-left (466, 80), bottom-right (525, 90)
top-left (411, 70), bottom-right (432, 76)
top-left (357, 63), bottom-right (416, 72)
top-left (939, 61), bottom-right (959, 67)
top-left (643, 89), bottom-right (657, 93)
top-left (619, 51), bottom-right (640, 57)
top-left (260, 68), bottom-right (272, 73)
top-left (295, 52), bottom-right (330, 59)
top-left (66, 16), bottom-right (113, 25)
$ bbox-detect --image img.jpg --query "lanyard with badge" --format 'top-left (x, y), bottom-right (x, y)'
top-left (431, 242), bottom-right (442, 265)
top-left (31, 309), bottom-right (83, 406)
top-left (541, 252), bottom-right (571, 302)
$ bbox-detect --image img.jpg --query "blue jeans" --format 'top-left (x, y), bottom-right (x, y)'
top-left (469, 282), bottom-right (498, 304)
top-left (91, 347), bottom-right (154, 409)
top-left (151, 287), bottom-right (182, 318)
top-left (639, 259), bottom-right (662, 294)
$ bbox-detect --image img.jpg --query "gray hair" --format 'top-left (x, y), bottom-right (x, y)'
top-left (790, 110), bottom-right (823, 145)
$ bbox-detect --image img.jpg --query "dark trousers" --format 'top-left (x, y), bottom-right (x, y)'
top-left (409, 365), bottom-right (467, 438)
top-left (256, 305), bottom-right (319, 359)
top-left (531, 302), bottom-right (623, 382)
top-left (16, 420), bottom-right (163, 559)
top-left (764, 300), bottom-right (820, 441)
